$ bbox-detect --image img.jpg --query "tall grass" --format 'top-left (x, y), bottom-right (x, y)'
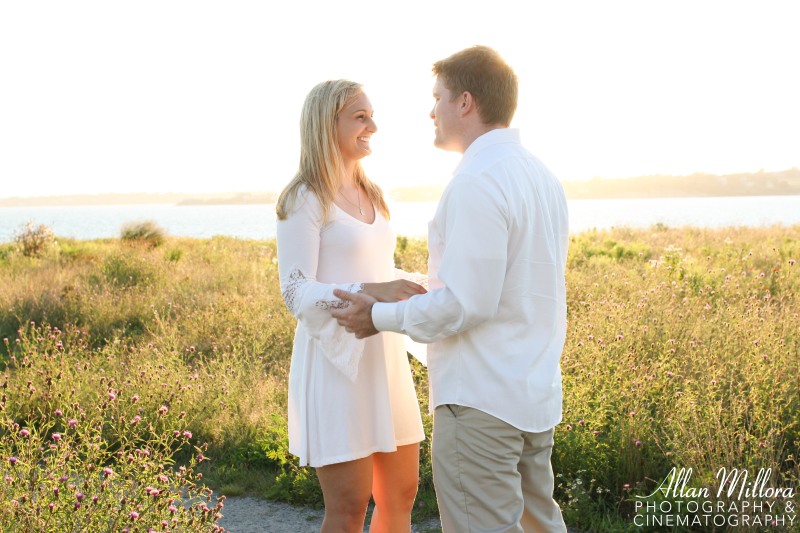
top-left (1, 226), bottom-right (797, 531)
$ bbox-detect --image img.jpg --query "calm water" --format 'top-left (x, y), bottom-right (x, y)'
top-left (1, 196), bottom-right (799, 243)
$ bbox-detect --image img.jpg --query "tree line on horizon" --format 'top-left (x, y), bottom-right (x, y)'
top-left (1, 168), bottom-right (798, 207)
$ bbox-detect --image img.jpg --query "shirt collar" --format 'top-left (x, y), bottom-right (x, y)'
top-left (453, 128), bottom-right (520, 176)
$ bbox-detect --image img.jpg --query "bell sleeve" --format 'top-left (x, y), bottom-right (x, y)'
top-left (276, 190), bottom-right (366, 382)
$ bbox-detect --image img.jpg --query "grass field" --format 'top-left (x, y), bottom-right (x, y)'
top-left (1, 224), bottom-right (798, 531)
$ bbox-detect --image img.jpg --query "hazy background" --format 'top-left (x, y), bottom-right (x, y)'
top-left (1, 0), bottom-right (799, 199)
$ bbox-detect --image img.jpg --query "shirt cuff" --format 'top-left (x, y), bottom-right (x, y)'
top-left (372, 301), bottom-right (405, 334)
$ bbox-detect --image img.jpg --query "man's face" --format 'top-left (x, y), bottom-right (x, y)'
top-left (430, 77), bottom-right (462, 152)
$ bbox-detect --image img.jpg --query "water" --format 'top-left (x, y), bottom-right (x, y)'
top-left (1, 196), bottom-right (798, 243)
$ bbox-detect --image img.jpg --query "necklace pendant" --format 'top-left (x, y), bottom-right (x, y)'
top-left (359, 207), bottom-right (365, 216)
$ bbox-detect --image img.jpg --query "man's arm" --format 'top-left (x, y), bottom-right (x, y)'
top-left (337, 175), bottom-right (508, 343)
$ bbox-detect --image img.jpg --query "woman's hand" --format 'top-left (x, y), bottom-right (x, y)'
top-left (362, 280), bottom-right (427, 303)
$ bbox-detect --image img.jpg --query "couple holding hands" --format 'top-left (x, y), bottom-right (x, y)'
top-left (276, 46), bottom-right (569, 533)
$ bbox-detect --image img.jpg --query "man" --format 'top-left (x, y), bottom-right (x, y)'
top-left (332, 45), bottom-right (569, 533)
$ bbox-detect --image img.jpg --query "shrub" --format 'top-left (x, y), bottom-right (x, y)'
top-left (13, 222), bottom-right (56, 258)
top-left (120, 221), bottom-right (166, 248)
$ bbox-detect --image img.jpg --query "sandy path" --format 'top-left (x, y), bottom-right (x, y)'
top-left (216, 497), bottom-right (442, 532)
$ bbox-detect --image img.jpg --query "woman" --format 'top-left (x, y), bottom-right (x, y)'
top-left (276, 80), bottom-right (426, 533)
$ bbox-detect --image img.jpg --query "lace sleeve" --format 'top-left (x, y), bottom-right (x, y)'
top-left (315, 282), bottom-right (365, 310)
top-left (276, 191), bottom-right (368, 382)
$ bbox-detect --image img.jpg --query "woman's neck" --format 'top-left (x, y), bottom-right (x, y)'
top-left (338, 163), bottom-right (359, 191)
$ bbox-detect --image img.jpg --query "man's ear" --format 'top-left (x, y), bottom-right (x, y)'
top-left (460, 91), bottom-right (475, 117)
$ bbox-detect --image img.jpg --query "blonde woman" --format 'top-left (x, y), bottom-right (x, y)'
top-left (276, 80), bottom-right (426, 533)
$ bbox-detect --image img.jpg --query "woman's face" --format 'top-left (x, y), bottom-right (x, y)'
top-left (336, 91), bottom-right (377, 165)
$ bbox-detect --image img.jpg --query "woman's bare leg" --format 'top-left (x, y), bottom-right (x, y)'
top-left (317, 456), bottom-right (374, 533)
top-left (369, 444), bottom-right (420, 533)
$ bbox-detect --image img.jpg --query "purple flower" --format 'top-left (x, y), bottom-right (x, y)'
top-left (129, 511), bottom-right (139, 521)
top-left (131, 394), bottom-right (139, 403)
top-left (183, 431), bottom-right (192, 439)
top-left (131, 416), bottom-right (142, 425)
top-left (52, 433), bottom-right (62, 442)
top-left (8, 456), bottom-right (18, 466)
top-left (19, 428), bottom-right (30, 438)
top-left (55, 409), bottom-right (63, 417)
top-left (103, 467), bottom-right (114, 478)
top-left (68, 419), bottom-right (78, 428)
top-left (76, 492), bottom-right (85, 501)
top-left (108, 392), bottom-right (117, 401)
top-left (158, 405), bottom-right (168, 415)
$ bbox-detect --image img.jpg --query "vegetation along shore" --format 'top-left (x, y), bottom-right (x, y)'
top-left (1, 222), bottom-right (798, 532)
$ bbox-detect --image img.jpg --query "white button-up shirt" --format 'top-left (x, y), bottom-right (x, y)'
top-left (372, 128), bottom-right (569, 432)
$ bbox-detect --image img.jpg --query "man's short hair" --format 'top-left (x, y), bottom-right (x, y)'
top-left (432, 45), bottom-right (518, 127)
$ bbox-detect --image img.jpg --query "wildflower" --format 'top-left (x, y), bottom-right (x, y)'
top-left (68, 419), bottom-right (78, 428)
top-left (55, 409), bottom-right (63, 417)
top-left (9, 456), bottom-right (18, 466)
top-left (48, 503), bottom-right (54, 512)
top-left (76, 492), bottom-right (85, 501)
top-left (59, 475), bottom-right (69, 482)
top-left (74, 502), bottom-right (81, 510)
top-left (131, 415), bottom-right (142, 425)
top-left (183, 430), bottom-right (192, 439)
top-left (623, 484), bottom-right (631, 489)
top-left (790, 259), bottom-right (796, 266)
top-left (158, 405), bottom-right (168, 415)
top-left (578, 419), bottom-right (585, 426)
top-left (4, 476), bottom-right (12, 483)
top-left (19, 428), bottom-right (30, 437)
top-left (593, 431), bottom-right (600, 436)
top-left (634, 440), bottom-right (642, 447)
top-left (103, 467), bottom-right (114, 478)
top-left (52, 433), bottom-right (62, 442)
top-left (108, 392), bottom-right (117, 401)
top-left (129, 511), bottom-right (140, 521)
top-left (92, 495), bottom-right (99, 503)
top-left (169, 505), bottom-right (178, 514)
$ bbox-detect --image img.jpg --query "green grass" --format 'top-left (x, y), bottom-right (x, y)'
top-left (1, 226), bottom-right (798, 532)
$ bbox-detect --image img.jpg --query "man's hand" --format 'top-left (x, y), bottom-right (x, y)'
top-left (331, 289), bottom-right (379, 339)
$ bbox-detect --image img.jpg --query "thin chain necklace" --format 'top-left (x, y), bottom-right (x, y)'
top-left (339, 186), bottom-right (365, 216)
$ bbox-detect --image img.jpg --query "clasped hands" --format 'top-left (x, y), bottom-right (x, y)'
top-left (331, 279), bottom-right (426, 339)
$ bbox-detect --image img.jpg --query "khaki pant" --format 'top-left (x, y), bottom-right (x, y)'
top-left (432, 405), bottom-right (567, 533)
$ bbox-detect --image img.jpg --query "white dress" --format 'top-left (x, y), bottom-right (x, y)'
top-left (276, 188), bottom-right (425, 467)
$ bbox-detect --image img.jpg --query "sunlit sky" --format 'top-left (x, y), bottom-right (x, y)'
top-left (1, 1), bottom-right (798, 199)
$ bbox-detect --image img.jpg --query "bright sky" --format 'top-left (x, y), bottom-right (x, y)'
top-left (1, 1), bottom-right (798, 199)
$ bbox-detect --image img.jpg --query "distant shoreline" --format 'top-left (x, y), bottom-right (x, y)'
top-left (2, 168), bottom-right (798, 207)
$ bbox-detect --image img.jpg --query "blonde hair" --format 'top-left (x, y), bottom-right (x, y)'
top-left (276, 80), bottom-right (389, 221)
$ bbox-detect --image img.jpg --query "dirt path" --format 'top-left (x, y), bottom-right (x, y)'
top-left (216, 496), bottom-right (442, 532)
